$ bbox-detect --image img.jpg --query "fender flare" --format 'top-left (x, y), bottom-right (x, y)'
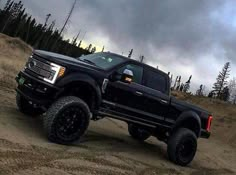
top-left (173, 111), bottom-right (201, 137)
top-left (56, 73), bottom-right (102, 108)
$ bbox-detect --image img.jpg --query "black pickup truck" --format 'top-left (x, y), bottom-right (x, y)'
top-left (15, 50), bottom-right (213, 166)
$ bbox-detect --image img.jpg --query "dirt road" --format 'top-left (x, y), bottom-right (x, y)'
top-left (0, 87), bottom-right (235, 175)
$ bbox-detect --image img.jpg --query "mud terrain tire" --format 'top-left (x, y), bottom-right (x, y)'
top-left (44, 96), bottom-right (90, 144)
top-left (167, 128), bottom-right (197, 166)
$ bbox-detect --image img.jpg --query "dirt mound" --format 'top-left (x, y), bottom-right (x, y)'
top-left (0, 33), bottom-right (32, 53)
top-left (0, 33), bottom-right (32, 88)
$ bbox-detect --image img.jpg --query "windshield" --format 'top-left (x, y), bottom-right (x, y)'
top-left (78, 53), bottom-right (126, 70)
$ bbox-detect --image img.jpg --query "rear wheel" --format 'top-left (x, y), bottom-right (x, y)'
top-left (16, 92), bottom-right (44, 116)
top-left (44, 96), bottom-right (90, 144)
top-left (167, 128), bottom-right (197, 166)
top-left (128, 124), bottom-right (151, 141)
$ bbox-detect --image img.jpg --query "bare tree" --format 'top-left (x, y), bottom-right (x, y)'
top-left (78, 31), bottom-right (86, 48)
top-left (59, 0), bottom-right (77, 37)
top-left (173, 76), bottom-right (178, 90)
top-left (128, 49), bottom-right (133, 58)
top-left (52, 0), bottom-right (77, 49)
top-left (176, 76), bottom-right (182, 91)
top-left (139, 55), bottom-right (145, 63)
top-left (72, 29), bottom-right (81, 45)
top-left (183, 75), bottom-right (192, 93)
top-left (44, 13), bottom-right (51, 27)
top-left (101, 46), bottom-right (105, 52)
top-left (34, 13), bottom-right (52, 48)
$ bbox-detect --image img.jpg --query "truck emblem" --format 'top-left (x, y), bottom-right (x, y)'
top-left (28, 60), bottom-right (36, 69)
top-left (102, 78), bottom-right (109, 93)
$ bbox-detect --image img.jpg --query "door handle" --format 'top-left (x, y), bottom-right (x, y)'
top-left (160, 99), bottom-right (168, 104)
top-left (135, 91), bottom-right (143, 96)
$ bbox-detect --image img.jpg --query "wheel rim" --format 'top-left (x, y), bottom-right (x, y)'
top-left (178, 137), bottom-right (196, 163)
top-left (55, 105), bottom-right (86, 139)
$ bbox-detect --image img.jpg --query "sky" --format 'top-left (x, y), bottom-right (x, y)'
top-left (1, 0), bottom-right (236, 93)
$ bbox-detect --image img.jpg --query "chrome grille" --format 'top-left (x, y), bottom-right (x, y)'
top-left (26, 57), bottom-right (53, 79)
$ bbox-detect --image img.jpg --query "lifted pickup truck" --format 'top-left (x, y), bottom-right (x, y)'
top-left (15, 50), bottom-right (213, 166)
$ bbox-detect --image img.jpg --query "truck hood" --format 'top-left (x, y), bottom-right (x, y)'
top-left (33, 50), bottom-right (103, 71)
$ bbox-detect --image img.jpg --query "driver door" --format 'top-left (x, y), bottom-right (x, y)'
top-left (101, 63), bottom-right (146, 120)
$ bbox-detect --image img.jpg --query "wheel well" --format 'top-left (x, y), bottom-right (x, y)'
top-left (58, 81), bottom-right (98, 111)
top-left (173, 118), bottom-right (200, 137)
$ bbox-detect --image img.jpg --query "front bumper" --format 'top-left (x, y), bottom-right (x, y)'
top-left (16, 71), bottom-right (62, 105)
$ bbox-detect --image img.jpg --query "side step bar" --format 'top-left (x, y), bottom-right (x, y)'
top-left (98, 111), bottom-right (157, 128)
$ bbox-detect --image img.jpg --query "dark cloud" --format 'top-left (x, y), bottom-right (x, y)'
top-left (1, 0), bottom-right (236, 91)
top-left (79, 0), bottom-right (235, 60)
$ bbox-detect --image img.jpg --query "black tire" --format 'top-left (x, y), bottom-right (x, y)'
top-left (44, 96), bottom-right (90, 144)
top-left (167, 128), bottom-right (197, 166)
top-left (128, 124), bottom-right (151, 141)
top-left (16, 93), bottom-right (44, 116)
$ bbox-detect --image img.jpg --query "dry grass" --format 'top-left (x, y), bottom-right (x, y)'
top-left (0, 33), bottom-right (32, 88)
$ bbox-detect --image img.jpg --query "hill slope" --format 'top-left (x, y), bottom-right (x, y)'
top-left (0, 33), bottom-right (32, 88)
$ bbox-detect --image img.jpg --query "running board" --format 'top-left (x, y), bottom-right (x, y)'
top-left (98, 111), bottom-right (157, 128)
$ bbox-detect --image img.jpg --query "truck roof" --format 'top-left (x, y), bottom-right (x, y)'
top-left (103, 52), bottom-right (169, 77)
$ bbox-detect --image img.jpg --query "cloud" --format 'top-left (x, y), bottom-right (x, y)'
top-left (1, 0), bottom-right (236, 92)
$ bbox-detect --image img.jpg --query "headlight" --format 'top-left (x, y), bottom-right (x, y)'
top-left (43, 63), bottom-right (66, 84)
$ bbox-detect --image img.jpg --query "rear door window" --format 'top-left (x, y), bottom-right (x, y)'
top-left (144, 69), bottom-right (167, 93)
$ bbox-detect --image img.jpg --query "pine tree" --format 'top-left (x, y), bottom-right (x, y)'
top-left (86, 44), bottom-right (92, 52)
top-left (221, 86), bottom-right (230, 101)
top-left (213, 62), bottom-right (230, 98)
top-left (91, 46), bottom-right (96, 53)
top-left (0, 0), bottom-right (91, 57)
top-left (1, 0), bottom-right (13, 32)
top-left (183, 75), bottom-right (192, 93)
top-left (196, 84), bottom-right (204, 96)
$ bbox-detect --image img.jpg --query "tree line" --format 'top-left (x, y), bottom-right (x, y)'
top-left (0, 0), bottom-right (97, 57)
top-left (171, 61), bottom-right (236, 103)
top-left (128, 47), bottom-right (235, 103)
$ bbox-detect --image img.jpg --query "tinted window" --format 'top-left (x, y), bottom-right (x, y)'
top-left (144, 70), bottom-right (167, 93)
top-left (117, 64), bottom-right (143, 84)
top-left (79, 53), bottom-right (125, 70)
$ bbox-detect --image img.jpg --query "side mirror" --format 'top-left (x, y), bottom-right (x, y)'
top-left (121, 69), bottom-right (133, 83)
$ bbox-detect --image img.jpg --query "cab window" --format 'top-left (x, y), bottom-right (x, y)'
top-left (117, 64), bottom-right (143, 84)
top-left (144, 69), bottom-right (167, 93)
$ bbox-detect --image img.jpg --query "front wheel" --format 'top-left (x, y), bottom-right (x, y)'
top-left (128, 124), bottom-right (151, 141)
top-left (44, 96), bottom-right (90, 144)
top-left (167, 128), bottom-right (197, 166)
